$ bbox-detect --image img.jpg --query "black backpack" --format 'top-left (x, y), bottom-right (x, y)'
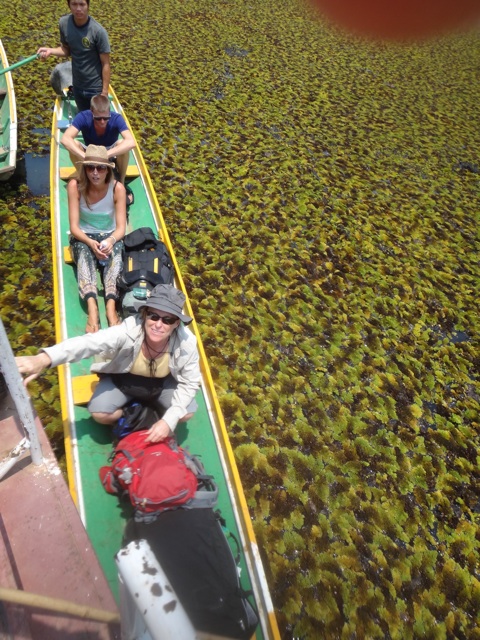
top-left (123, 508), bottom-right (259, 639)
top-left (119, 227), bottom-right (174, 315)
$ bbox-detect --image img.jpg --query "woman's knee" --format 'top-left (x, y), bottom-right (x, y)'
top-left (179, 412), bottom-right (194, 423)
top-left (91, 409), bottom-right (123, 424)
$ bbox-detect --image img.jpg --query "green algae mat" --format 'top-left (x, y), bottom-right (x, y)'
top-left (0, 0), bottom-right (479, 637)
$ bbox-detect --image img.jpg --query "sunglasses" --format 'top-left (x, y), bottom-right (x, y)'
top-left (85, 164), bottom-right (108, 172)
top-left (146, 311), bottom-right (178, 325)
top-left (93, 116), bottom-right (110, 121)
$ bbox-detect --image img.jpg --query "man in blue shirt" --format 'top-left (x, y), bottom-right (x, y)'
top-left (61, 94), bottom-right (136, 185)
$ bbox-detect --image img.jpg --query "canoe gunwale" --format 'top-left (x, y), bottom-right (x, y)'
top-left (0, 40), bottom-right (18, 181)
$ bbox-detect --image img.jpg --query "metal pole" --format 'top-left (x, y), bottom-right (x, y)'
top-left (0, 319), bottom-right (43, 465)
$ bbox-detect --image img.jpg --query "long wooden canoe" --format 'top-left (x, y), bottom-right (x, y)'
top-left (50, 87), bottom-right (280, 638)
top-left (0, 41), bottom-right (17, 181)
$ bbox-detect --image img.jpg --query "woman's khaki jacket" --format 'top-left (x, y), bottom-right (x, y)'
top-left (43, 315), bottom-right (201, 429)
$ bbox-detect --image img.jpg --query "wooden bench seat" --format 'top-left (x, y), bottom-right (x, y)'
top-left (64, 245), bottom-right (74, 264)
top-left (71, 374), bottom-right (98, 405)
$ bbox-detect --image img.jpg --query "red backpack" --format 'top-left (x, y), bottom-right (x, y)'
top-left (99, 432), bottom-right (218, 522)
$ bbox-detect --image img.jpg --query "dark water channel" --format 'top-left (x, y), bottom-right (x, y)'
top-left (23, 151), bottom-right (49, 196)
top-left (19, 127), bottom-right (50, 196)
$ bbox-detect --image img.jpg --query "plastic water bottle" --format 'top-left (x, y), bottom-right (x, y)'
top-left (98, 240), bottom-right (108, 266)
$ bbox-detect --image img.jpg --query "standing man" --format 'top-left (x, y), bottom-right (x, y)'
top-left (61, 94), bottom-right (136, 186)
top-left (37, 0), bottom-right (110, 112)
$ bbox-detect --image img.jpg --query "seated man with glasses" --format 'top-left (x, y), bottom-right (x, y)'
top-left (61, 93), bottom-right (136, 187)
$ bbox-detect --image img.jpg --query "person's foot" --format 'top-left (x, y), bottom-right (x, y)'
top-left (106, 300), bottom-right (122, 327)
top-left (86, 319), bottom-right (100, 333)
top-left (107, 312), bottom-right (122, 327)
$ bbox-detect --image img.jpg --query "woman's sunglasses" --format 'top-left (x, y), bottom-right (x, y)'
top-left (85, 164), bottom-right (108, 172)
top-left (146, 311), bottom-right (178, 325)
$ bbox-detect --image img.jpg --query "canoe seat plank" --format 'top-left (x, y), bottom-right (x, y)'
top-left (125, 165), bottom-right (141, 178)
top-left (59, 167), bottom-right (77, 180)
top-left (72, 374), bottom-right (98, 405)
top-left (64, 245), bottom-right (74, 264)
top-left (57, 119), bottom-right (72, 130)
top-left (59, 165), bottom-right (140, 180)
top-left (0, 89), bottom-right (6, 98)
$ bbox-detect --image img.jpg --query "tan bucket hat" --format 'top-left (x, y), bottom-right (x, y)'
top-left (76, 144), bottom-right (115, 168)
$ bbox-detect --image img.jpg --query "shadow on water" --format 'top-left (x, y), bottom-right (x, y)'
top-left (13, 127), bottom-right (51, 196)
top-left (22, 152), bottom-right (50, 196)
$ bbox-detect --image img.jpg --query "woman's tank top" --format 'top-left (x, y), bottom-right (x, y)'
top-left (79, 181), bottom-right (116, 234)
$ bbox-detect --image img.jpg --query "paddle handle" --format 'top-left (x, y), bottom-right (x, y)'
top-left (0, 53), bottom-right (39, 76)
top-left (0, 587), bottom-right (120, 624)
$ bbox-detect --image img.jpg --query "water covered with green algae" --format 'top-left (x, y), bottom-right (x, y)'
top-left (1, 1), bottom-right (479, 637)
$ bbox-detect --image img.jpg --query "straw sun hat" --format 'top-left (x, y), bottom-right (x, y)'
top-left (76, 144), bottom-right (115, 168)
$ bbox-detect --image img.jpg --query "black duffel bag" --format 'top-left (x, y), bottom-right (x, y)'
top-left (124, 508), bottom-right (259, 639)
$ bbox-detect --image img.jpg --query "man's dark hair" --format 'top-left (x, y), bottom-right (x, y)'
top-left (67, 0), bottom-right (90, 7)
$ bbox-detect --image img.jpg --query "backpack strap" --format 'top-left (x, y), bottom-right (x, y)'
top-left (213, 510), bottom-right (260, 627)
top-left (182, 450), bottom-right (219, 509)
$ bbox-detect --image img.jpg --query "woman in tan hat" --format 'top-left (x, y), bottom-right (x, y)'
top-left (68, 144), bottom-right (127, 332)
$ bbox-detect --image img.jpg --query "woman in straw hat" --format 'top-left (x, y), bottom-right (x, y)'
top-left (68, 144), bottom-right (127, 332)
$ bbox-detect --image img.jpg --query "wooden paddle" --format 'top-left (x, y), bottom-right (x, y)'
top-left (0, 587), bottom-right (120, 624)
top-left (0, 53), bottom-right (39, 76)
top-left (0, 586), bottom-right (235, 637)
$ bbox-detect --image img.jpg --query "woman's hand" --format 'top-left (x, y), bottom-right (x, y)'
top-left (91, 239), bottom-right (110, 260)
top-left (15, 353), bottom-right (52, 386)
top-left (145, 419), bottom-right (172, 443)
top-left (104, 235), bottom-right (117, 254)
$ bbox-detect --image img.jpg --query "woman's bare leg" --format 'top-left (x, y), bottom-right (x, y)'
top-left (86, 297), bottom-right (100, 333)
top-left (105, 298), bottom-right (121, 327)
